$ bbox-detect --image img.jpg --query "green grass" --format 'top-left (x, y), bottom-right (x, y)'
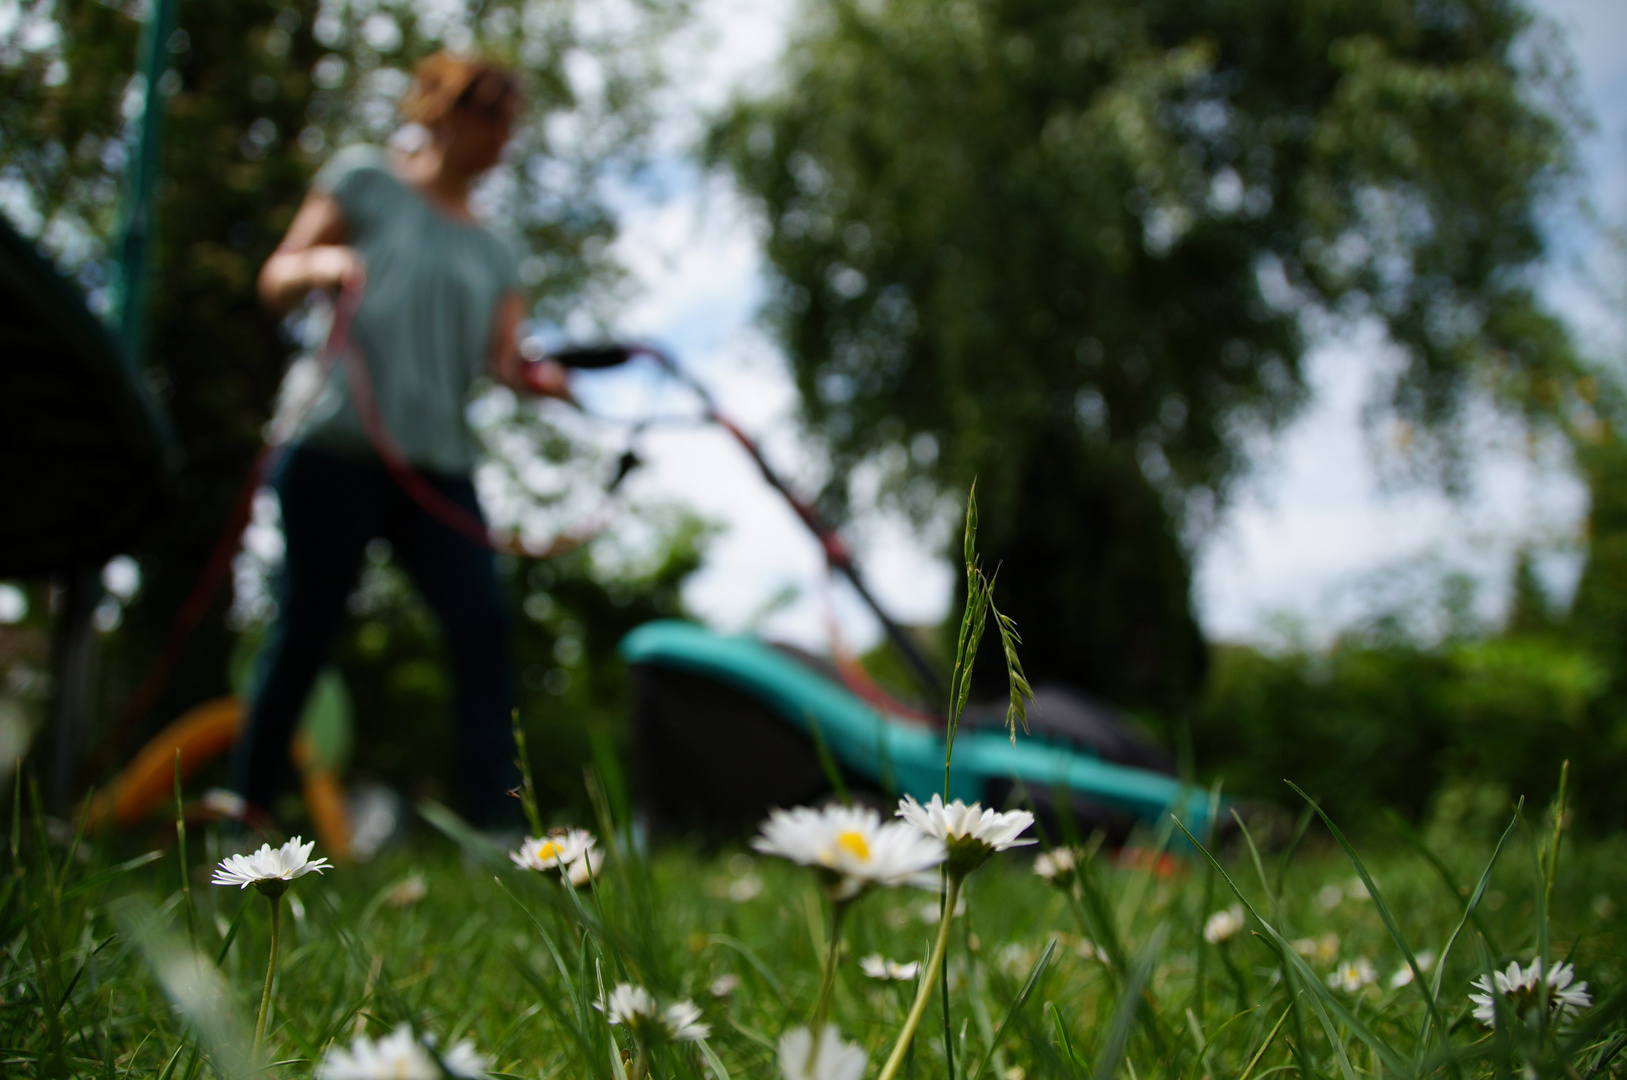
top-left (3, 784), bottom-right (1624, 1080)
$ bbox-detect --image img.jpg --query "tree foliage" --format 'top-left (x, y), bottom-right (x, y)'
top-left (715, 0), bottom-right (1582, 714)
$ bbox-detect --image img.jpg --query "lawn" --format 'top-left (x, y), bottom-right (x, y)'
top-left (4, 773), bottom-right (1624, 1080)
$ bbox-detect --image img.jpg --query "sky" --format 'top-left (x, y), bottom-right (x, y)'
top-left (560, 0), bottom-right (1627, 655)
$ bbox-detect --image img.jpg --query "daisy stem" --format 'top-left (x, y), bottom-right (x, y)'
top-left (877, 874), bottom-right (964, 1080)
top-left (810, 900), bottom-right (848, 1035)
top-left (253, 891), bottom-right (282, 1060)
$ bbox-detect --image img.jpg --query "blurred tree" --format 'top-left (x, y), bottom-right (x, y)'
top-left (715, 0), bottom-right (1582, 717)
top-left (1505, 548), bottom-right (1556, 636)
top-left (0, 0), bottom-right (680, 778)
top-left (1195, 631), bottom-right (1614, 826)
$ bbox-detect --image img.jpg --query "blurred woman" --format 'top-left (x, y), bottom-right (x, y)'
top-left (233, 53), bottom-right (566, 828)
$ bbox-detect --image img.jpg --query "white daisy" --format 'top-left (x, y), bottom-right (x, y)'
top-left (859, 954), bottom-right (921, 981)
top-left (597, 983), bottom-right (709, 1041)
top-left (1292, 933), bottom-right (1340, 964)
top-left (565, 847), bottom-right (604, 889)
top-left (510, 828), bottom-right (595, 873)
top-left (725, 874), bottom-right (764, 902)
top-left (997, 942), bottom-right (1034, 977)
top-left (660, 999), bottom-right (711, 1042)
top-left (1203, 905), bottom-right (1244, 944)
top-left (319, 1025), bottom-right (439, 1080)
top-left (896, 795), bottom-right (1035, 875)
top-left (201, 788), bottom-right (248, 821)
top-left (753, 805), bottom-right (946, 900)
top-left (599, 982), bottom-right (659, 1027)
top-left (779, 1025), bottom-right (868, 1080)
top-left (710, 973), bottom-right (741, 998)
top-left (1033, 848), bottom-right (1078, 887)
top-left (1389, 949), bottom-right (1435, 989)
top-left (211, 836), bottom-right (330, 896)
top-left (385, 875), bottom-right (428, 908)
top-left (1470, 959), bottom-right (1591, 1027)
top-left (911, 893), bottom-right (966, 923)
top-left (1327, 958), bottom-right (1377, 992)
top-left (438, 1039), bottom-right (492, 1080)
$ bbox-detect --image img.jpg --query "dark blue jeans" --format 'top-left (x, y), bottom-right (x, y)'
top-left (230, 443), bottom-right (519, 827)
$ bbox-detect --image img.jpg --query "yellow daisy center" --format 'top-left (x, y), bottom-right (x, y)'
top-left (834, 830), bottom-right (870, 861)
top-left (537, 841), bottom-right (561, 860)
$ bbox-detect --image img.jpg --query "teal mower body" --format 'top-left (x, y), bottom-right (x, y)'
top-left (619, 619), bottom-right (1218, 840)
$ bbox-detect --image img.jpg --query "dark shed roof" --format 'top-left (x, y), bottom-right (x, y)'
top-left (0, 216), bottom-right (175, 576)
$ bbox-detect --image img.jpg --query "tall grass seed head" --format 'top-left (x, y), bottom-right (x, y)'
top-left (510, 828), bottom-right (594, 873)
top-left (1470, 959), bottom-right (1591, 1027)
top-left (753, 804), bottom-right (946, 900)
top-left (779, 1024), bottom-right (868, 1080)
top-left (896, 794), bottom-right (1034, 877)
top-left (210, 835), bottom-right (331, 897)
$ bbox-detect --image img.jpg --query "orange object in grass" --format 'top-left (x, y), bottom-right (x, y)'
top-left (85, 695), bottom-right (243, 829)
top-left (86, 694), bottom-right (352, 861)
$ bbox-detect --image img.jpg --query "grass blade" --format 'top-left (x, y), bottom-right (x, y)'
top-left (1238, 1001), bottom-right (1292, 1080)
top-left (152, 1039), bottom-right (187, 1080)
top-left (1424, 801), bottom-right (1524, 1022)
top-left (1046, 1001), bottom-right (1084, 1077)
top-left (1171, 816), bottom-right (1409, 1080)
top-left (1285, 781), bottom-right (1453, 1056)
top-left (968, 937), bottom-right (1057, 1080)
top-left (696, 1038), bottom-right (731, 1080)
top-left (802, 710), bottom-right (848, 804)
top-left (1230, 808), bottom-right (1272, 919)
top-left (707, 935), bottom-right (786, 1000)
top-left (214, 902), bottom-right (245, 967)
top-left (1382, 810), bottom-right (1502, 957)
top-left (597, 959), bottom-right (631, 1080)
top-left (1094, 924), bottom-right (1165, 1080)
top-left (417, 800), bottom-right (508, 870)
top-left (113, 896), bottom-right (251, 1080)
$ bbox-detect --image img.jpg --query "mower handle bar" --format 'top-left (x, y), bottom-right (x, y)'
top-left (546, 341), bottom-right (947, 706)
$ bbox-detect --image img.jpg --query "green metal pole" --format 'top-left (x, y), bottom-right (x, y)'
top-left (111, 0), bottom-right (179, 367)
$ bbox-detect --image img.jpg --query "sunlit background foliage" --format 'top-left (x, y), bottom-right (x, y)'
top-left (2, 0), bottom-right (1627, 835)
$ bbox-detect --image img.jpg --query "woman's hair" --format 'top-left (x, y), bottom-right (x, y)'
top-left (400, 51), bottom-right (520, 126)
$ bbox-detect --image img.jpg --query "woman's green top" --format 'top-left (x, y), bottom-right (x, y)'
top-left (297, 144), bottom-right (518, 475)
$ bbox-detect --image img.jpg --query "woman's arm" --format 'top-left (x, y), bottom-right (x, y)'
top-left (489, 290), bottom-right (570, 398)
top-left (257, 191), bottom-right (365, 315)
